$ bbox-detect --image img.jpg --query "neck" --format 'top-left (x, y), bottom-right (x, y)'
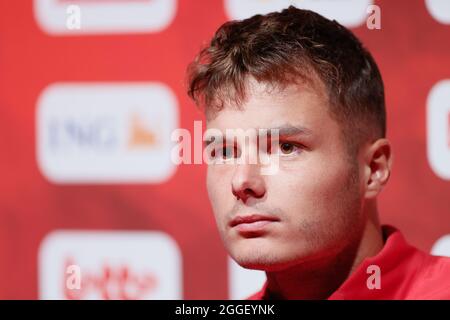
top-left (265, 200), bottom-right (384, 300)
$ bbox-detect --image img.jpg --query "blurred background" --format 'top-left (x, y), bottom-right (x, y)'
top-left (0, 0), bottom-right (449, 299)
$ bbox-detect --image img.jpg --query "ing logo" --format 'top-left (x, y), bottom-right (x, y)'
top-left (36, 82), bottom-right (178, 184)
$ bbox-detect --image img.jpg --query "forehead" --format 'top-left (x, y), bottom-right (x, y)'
top-left (206, 80), bottom-right (333, 132)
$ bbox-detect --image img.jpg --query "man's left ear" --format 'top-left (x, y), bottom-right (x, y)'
top-left (363, 138), bottom-right (393, 199)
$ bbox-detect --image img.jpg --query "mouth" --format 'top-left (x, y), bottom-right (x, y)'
top-left (229, 214), bottom-right (280, 234)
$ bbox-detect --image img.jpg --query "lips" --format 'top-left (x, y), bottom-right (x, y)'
top-left (229, 214), bottom-right (279, 233)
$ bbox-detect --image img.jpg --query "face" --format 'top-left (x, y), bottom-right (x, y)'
top-left (205, 80), bottom-right (367, 272)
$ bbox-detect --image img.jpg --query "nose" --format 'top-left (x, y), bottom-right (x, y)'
top-left (231, 163), bottom-right (266, 203)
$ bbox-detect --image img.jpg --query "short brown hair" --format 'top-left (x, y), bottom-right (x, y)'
top-left (187, 6), bottom-right (386, 152)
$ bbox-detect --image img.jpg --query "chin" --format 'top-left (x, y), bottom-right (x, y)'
top-left (229, 242), bottom-right (298, 271)
top-left (234, 255), bottom-right (301, 272)
top-left (229, 239), bottom-right (319, 272)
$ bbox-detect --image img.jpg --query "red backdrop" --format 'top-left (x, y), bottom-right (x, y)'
top-left (0, 0), bottom-right (449, 299)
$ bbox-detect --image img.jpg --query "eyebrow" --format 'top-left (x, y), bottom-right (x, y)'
top-left (262, 124), bottom-right (313, 137)
top-left (204, 124), bottom-right (312, 147)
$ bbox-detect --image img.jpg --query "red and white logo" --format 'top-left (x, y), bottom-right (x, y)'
top-left (34, 0), bottom-right (177, 35)
top-left (38, 230), bottom-right (182, 299)
top-left (426, 79), bottom-right (450, 180)
top-left (228, 257), bottom-right (266, 300)
top-left (224, 0), bottom-right (373, 28)
top-left (431, 234), bottom-right (450, 257)
top-left (425, 0), bottom-right (450, 25)
top-left (36, 82), bottom-right (178, 184)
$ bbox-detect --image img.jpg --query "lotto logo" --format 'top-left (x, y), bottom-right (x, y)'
top-left (38, 230), bottom-right (182, 299)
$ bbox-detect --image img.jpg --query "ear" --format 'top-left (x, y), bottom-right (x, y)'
top-left (363, 138), bottom-right (393, 199)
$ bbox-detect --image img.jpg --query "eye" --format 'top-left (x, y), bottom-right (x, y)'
top-left (221, 146), bottom-right (235, 159)
top-left (280, 142), bottom-right (296, 154)
top-left (276, 142), bottom-right (303, 155)
top-left (211, 145), bottom-right (239, 160)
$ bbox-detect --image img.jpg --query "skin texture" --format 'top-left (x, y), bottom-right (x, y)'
top-left (205, 78), bottom-right (393, 299)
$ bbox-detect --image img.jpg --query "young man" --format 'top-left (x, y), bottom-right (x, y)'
top-left (186, 6), bottom-right (450, 299)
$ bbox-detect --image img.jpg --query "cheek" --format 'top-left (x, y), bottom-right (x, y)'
top-left (206, 167), bottom-right (219, 207)
top-left (314, 163), bottom-right (362, 235)
top-left (206, 166), bottom-right (230, 216)
top-left (207, 163), bottom-right (236, 194)
top-left (269, 164), bottom-right (362, 257)
top-left (276, 159), bottom-right (348, 197)
top-left (272, 157), bottom-right (361, 225)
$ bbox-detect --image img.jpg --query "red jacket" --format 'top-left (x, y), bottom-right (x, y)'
top-left (247, 225), bottom-right (450, 300)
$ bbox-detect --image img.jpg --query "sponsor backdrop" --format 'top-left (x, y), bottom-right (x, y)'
top-left (0, 0), bottom-right (449, 299)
